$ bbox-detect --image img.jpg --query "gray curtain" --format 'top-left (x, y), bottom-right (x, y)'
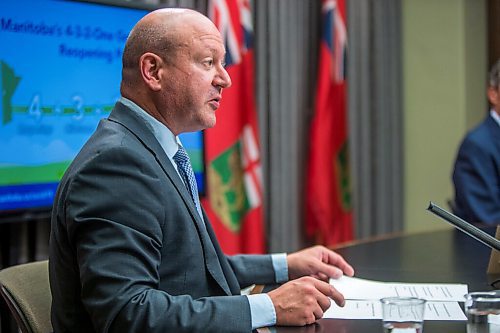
top-left (347, 0), bottom-right (404, 239)
top-left (254, 0), bottom-right (321, 252)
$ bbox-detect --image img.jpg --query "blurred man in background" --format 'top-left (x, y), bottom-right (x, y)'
top-left (452, 59), bottom-right (500, 225)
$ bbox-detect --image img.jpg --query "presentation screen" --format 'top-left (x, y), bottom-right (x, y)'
top-left (0, 0), bottom-right (205, 216)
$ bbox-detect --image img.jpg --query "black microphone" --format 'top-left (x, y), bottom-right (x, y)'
top-left (427, 201), bottom-right (500, 251)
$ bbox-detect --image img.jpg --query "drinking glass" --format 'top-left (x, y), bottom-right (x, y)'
top-left (465, 291), bottom-right (500, 333)
top-left (381, 297), bottom-right (426, 333)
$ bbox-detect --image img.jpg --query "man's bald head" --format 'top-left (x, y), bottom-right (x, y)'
top-left (121, 8), bottom-right (218, 89)
top-left (118, 8), bottom-right (230, 134)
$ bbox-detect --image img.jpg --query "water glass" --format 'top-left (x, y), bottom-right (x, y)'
top-left (465, 291), bottom-right (500, 333)
top-left (381, 297), bottom-right (426, 333)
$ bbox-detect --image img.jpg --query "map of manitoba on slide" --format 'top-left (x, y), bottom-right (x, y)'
top-left (1, 59), bottom-right (114, 182)
top-left (0, 1), bottom-right (204, 210)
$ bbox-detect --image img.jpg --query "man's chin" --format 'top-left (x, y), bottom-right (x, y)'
top-left (202, 116), bottom-right (217, 129)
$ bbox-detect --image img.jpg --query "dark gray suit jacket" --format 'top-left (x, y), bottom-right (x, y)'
top-left (49, 101), bottom-right (276, 332)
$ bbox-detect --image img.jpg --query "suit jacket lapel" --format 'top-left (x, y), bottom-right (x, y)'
top-left (108, 102), bottom-right (232, 296)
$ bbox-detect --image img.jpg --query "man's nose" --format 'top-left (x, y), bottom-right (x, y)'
top-left (215, 65), bottom-right (232, 89)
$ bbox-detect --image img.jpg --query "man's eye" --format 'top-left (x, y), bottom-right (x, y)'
top-left (204, 59), bottom-right (214, 67)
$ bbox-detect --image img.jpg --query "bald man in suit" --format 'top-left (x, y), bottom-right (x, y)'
top-left (49, 8), bottom-right (354, 333)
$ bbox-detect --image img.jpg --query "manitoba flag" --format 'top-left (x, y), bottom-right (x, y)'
top-left (305, 0), bottom-right (353, 246)
top-left (202, 0), bottom-right (265, 254)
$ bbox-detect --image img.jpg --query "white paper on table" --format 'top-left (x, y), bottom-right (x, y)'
top-left (489, 314), bottom-right (500, 326)
top-left (330, 276), bottom-right (468, 302)
top-left (323, 300), bottom-right (467, 321)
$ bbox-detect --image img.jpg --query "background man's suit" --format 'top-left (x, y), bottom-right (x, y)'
top-left (49, 102), bottom-right (277, 332)
top-left (452, 113), bottom-right (500, 224)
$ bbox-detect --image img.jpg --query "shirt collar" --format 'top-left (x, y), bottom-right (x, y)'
top-left (491, 109), bottom-right (500, 128)
top-left (119, 97), bottom-right (181, 159)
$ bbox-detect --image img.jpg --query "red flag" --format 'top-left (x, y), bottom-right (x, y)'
top-left (202, 0), bottom-right (265, 254)
top-left (306, 0), bottom-right (353, 246)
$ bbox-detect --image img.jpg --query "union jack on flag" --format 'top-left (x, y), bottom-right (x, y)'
top-left (208, 0), bottom-right (253, 67)
top-left (322, 0), bottom-right (347, 83)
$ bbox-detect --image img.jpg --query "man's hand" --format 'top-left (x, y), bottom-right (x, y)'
top-left (267, 276), bottom-right (344, 326)
top-left (287, 245), bottom-right (354, 281)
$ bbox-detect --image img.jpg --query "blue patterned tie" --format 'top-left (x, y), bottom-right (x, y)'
top-left (173, 145), bottom-right (203, 219)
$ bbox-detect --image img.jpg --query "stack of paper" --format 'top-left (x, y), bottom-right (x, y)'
top-left (324, 276), bottom-right (468, 321)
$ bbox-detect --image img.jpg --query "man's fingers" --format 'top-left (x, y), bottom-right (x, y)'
top-left (308, 277), bottom-right (345, 307)
top-left (312, 305), bottom-right (324, 321)
top-left (269, 277), bottom-right (343, 326)
top-left (303, 278), bottom-right (334, 312)
top-left (330, 286), bottom-right (346, 307)
top-left (317, 272), bottom-right (329, 282)
top-left (325, 251), bottom-right (355, 277)
top-left (339, 261), bottom-right (355, 277)
top-left (316, 292), bottom-right (332, 312)
top-left (318, 261), bottom-right (344, 279)
top-left (310, 277), bottom-right (334, 296)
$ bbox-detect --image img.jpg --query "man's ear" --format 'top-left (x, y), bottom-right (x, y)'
top-left (139, 52), bottom-right (163, 91)
top-left (487, 86), bottom-right (500, 106)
